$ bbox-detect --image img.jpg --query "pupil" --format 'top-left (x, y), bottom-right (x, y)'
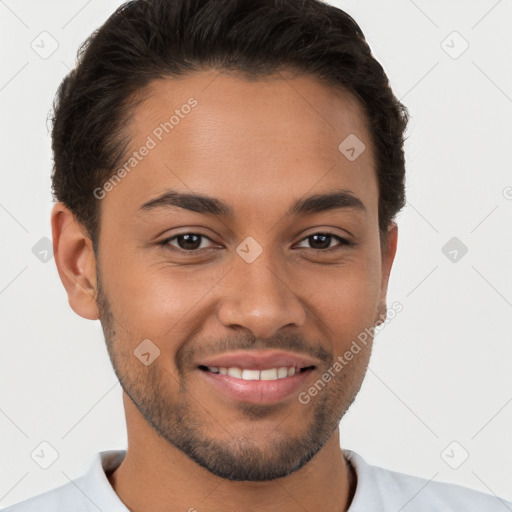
top-left (179, 234), bottom-right (201, 250)
top-left (310, 234), bottom-right (330, 249)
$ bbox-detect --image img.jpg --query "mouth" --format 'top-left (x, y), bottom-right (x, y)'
top-left (195, 350), bottom-right (318, 405)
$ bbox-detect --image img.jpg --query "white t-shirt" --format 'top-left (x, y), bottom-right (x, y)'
top-left (3, 449), bottom-right (511, 511)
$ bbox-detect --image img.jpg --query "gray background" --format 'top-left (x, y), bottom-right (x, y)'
top-left (1, 0), bottom-right (511, 507)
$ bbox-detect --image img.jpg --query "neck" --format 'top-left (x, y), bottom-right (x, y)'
top-left (108, 393), bottom-right (357, 512)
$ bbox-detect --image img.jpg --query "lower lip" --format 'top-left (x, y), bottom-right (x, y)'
top-left (198, 368), bottom-right (314, 405)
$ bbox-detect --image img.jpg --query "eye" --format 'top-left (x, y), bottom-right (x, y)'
top-left (295, 232), bottom-right (352, 251)
top-left (160, 233), bottom-right (218, 253)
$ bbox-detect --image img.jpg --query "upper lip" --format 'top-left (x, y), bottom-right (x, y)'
top-left (197, 350), bottom-right (318, 371)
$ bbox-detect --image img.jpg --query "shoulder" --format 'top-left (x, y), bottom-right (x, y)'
top-left (2, 450), bottom-right (127, 512)
top-left (2, 478), bottom-right (89, 512)
top-left (344, 449), bottom-right (512, 511)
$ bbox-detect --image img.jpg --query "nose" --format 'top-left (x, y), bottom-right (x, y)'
top-left (217, 250), bottom-right (307, 339)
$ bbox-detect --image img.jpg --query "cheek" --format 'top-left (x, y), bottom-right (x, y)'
top-left (304, 254), bottom-right (382, 325)
top-left (100, 250), bottom-right (226, 346)
top-left (315, 289), bottom-right (380, 359)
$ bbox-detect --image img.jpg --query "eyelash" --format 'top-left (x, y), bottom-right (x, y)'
top-left (158, 231), bottom-right (354, 255)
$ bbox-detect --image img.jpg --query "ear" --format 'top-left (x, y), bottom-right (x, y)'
top-left (376, 221), bottom-right (398, 325)
top-left (51, 202), bottom-right (99, 320)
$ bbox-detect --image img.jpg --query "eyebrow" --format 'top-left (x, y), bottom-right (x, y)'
top-left (139, 188), bottom-right (367, 218)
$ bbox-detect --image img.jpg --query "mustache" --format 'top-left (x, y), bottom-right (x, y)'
top-left (176, 333), bottom-right (332, 371)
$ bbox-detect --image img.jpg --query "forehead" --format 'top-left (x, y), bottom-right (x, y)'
top-left (105, 70), bottom-right (378, 221)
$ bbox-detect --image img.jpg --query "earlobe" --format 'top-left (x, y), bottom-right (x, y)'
top-left (51, 202), bottom-right (99, 320)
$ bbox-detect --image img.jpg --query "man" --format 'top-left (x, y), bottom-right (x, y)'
top-left (5, 0), bottom-right (511, 510)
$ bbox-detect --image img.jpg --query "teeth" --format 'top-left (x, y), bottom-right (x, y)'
top-left (242, 369), bottom-right (260, 380)
top-left (227, 367), bottom-right (242, 378)
top-left (206, 366), bottom-right (302, 381)
top-left (260, 368), bottom-right (278, 380)
top-left (277, 367), bottom-right (288, 378)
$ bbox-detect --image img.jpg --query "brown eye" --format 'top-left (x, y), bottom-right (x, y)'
top-left (173, 233), bottom-right (203, 251)
top-left (296, 232), bottom-right (352, 251)
top-left (161, 233), bottom-right (216, 253)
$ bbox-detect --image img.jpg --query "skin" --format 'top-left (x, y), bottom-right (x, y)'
top-left (52, 70), bottom-right (398, 512)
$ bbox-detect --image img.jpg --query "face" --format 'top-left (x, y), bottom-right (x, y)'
top-left (89, 70), bottom-right (397, 481)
